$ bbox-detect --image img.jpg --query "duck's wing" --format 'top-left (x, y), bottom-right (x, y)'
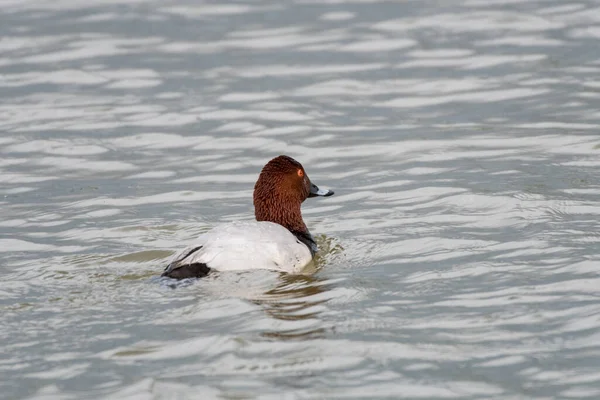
top-left (161, 221), bottom-right (313, 278)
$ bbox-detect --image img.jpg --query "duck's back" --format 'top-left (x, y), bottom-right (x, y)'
top-left (164, 221), bottom-right (313, 275)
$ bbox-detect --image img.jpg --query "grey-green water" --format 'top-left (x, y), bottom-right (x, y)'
top-left (2, 0), bottom-right (600, 399)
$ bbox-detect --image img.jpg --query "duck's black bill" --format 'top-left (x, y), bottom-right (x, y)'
top-left (309, 183), bottom-right (334, 198)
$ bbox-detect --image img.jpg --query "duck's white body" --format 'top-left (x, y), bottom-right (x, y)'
top-left (166, 221), bottom-right (313, 274)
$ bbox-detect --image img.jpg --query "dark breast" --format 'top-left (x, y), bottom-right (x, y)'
top-left (290, 230), bottom-right (318, 256)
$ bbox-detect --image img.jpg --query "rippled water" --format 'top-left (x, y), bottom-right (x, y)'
top-left (2, 0), bottom-right (600, 398)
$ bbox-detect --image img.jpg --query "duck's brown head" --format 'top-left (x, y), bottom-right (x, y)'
top-left (253, 155), bottom-right (333, 233)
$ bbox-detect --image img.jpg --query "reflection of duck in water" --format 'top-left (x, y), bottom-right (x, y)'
top-left (253, 273), bottom-right (333, 340)
top-left (161, 155), bottom-right (334, 279)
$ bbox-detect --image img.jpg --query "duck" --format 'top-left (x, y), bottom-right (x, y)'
top-left (161, 155), bottom-right (334, 279)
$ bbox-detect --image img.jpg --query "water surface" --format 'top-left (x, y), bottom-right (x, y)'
top-left (2, 0), bottom-right (600, 399)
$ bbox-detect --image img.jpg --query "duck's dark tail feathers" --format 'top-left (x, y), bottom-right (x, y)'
top-left (161, 263), bottom-right (211, 280)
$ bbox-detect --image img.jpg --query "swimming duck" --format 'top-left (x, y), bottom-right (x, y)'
top-left (161, 155), bottom-right (334, 279)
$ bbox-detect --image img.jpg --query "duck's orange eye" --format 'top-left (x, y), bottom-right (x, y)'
top-left (297, 169), bottom-right (304, 177)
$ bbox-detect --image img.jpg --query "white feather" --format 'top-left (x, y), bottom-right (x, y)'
top-left (167, 221), bottom-right (313, 274)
